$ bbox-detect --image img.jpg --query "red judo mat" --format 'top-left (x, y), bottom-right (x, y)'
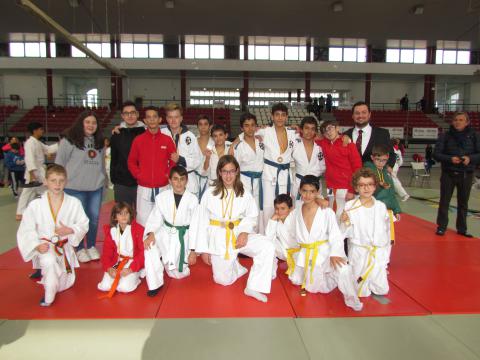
top-left (157, 258), bottom-right (295, 318)
top-left (1, 202), bottom-right (480, 319)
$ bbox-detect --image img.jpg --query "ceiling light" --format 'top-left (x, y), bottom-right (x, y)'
top-left (165, 0), bottom-right (174, 9)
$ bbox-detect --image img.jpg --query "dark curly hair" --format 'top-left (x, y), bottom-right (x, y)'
top-left (64, 110), bottom-right (103, 150)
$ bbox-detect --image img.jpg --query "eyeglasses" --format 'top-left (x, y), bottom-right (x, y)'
top-left (220, 169), bottom-right (237, 175)
top-left (357, 183), bottom-right (376, 189)
top-left (122, 111), bottom-right (138, 117)
top-left (373, 157), bottom-right (388, 163)
top-left (117, 211), bottom-right (130, 216)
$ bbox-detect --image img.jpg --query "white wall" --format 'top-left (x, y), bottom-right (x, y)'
top-left (1, 73), bottom-right (47, 108)
top-left (126, 77), bottom-right (181, 102)
top-left (370, 80), bottom-right (424, 106)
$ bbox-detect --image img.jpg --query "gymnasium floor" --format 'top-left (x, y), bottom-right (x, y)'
top-left (0, 167), bottom-right (479, 360)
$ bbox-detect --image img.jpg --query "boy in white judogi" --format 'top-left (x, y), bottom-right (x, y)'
top-left (257, 103), bottom-right (298, 226)
top-left (287, 175), bottom-right (363, 311)
top-left (143, 166), bottom-right (199, 296)
top-left (195, 115), bottom-right (213, 202)
top-left (264, 194), bottom-right (297, 279)
top-left (204, 124), bottom-right (231, 181)
top-left (161, 103), bottom-right (203, 198)
top-left (231, 113), bottom-right (265, 231)
top-left (341, 167), bottom-right (391, 297)
top-left (291, 116), bottom-right (326, 203)
top-left (190, 155), bottom-right (275, 303)
top-left (17, 164), bottom-right (89, 306)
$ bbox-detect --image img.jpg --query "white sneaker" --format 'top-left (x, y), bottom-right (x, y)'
top-left (401, 194), bottom-right (410, 202)
top-left (87, 247), bottom-right (100, 261)
top-left (76, 249), bottom-right (90, 263)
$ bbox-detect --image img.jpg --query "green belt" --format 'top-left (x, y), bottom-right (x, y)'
top-left (164, 220), bottom-right (190, 273)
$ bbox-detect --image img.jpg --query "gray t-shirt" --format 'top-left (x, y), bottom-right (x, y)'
top-left (55, 137), bottom-right (105, 191)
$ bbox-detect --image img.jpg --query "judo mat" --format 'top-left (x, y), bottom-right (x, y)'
top-left (1, 202), bottom-right (479, 319)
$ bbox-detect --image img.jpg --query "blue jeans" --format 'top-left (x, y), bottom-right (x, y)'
top-left (64, 187), bottom-right (103, 250)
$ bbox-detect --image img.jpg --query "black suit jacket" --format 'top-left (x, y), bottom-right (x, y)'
top-left (345, 126), bottom-right (396, 167)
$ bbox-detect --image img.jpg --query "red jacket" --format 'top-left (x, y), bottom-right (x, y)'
top-left (101, 221), bottom-right (145, 272)
top-left (127, 130), bottom-right (176, 188)
top-left (316, 138), bottom-right (362, 192)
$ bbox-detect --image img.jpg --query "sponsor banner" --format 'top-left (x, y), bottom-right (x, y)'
top-left (412, 127), bottom-right (439, 139)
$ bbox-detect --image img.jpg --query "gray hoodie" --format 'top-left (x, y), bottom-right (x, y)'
top-left (55, 137), bottom-right (105, 191)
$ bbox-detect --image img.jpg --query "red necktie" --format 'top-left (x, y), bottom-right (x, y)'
top-left (356, 129), bottom-right (363, 154)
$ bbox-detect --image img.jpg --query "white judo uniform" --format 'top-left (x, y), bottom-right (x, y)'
top-left (291, 139), bottom-right (326, 203)
top-left (286, 206), bottom-right (363, 311)
top-left (17, 136), bottom-right (58, 216)
top-left (234, 134), bottom-right (265, 232)
top-left (161, 126), bottom-right (203, 198)
top-left (97, 224), bottom-right (143, 294)
top-left (195, 136), bottom-right (213, 202)
top-left (143, 189), bottom-right (199, 290)
top-left (264, 213), bottom-right (297, 278)
top-left (343, 198), bottom-right (391, 297)
top-left (207, 141), bottom-right (232, 181)
top-left (257, 127), bottom-right (297, 225)
top-left (190, 187), bottom-right (275, 294)
top-left (392, 148), bottom-right (409, 199)
top-left (17, 193), bottom-right (89, 304)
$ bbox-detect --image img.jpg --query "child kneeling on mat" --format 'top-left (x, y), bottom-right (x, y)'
top-left (190, 155), bottom-right (275, 303)
top-left (143, 165), bottom-right (199, 297)
top-left (286, 175), bottom-right (363, 311)
top-left (98, 202), bottom-right (145, 298)
top-left (17, 164), bottom-right (89, 307)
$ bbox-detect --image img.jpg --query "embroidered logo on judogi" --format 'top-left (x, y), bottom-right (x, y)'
top-left (186, 136), bottom-right (191, 145)
top-left (318, 151), bottom-right (324, 161)
top-left (259, 142), bottom-right (265, 150)
top-left (289, 140), bottom-right (294, 148)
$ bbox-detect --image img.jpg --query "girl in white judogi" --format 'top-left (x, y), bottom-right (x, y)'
top-left (291, 117), bottom-right (326, 204)
top-left (143, 166), bottom-right (199, 296)
top-left (341, 168), bottom-right (391, 297)
top-left (287, 175), bottom-right (363, 311)
top-left (190, 155), bottom-right (275, 303)
top-left (98, 202), bottom-right (145, 297)
top-left (17, 164), bottom-right (89, 306)
top-left (231, 113), bottom-right (265, 231)
top-left (256, 104), bottom-right (298, 226)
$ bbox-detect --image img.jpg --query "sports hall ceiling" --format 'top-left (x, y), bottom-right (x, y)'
top-left (1, 0), bottom-right (479, 47)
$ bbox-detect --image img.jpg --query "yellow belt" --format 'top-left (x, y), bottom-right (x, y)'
top-left (285, 240), bottom-right (328, 289)
top-left (356, 244), bottom-right (378, 296)
top-left (388, 210), bottom-right (395, 244)
top-left (209, 219), bottom-right (241, 260)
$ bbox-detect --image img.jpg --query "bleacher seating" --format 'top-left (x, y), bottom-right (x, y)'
top-left (250, 106), bottom-right (316, 125)
top-left (0, 105), bottom-right (18, 123)
top-left (444, 111), bottom-right (480, 131)
top-left (333, 109), bottom-right (438, 129)
top-left (10, 106), bottom-right (111, 133)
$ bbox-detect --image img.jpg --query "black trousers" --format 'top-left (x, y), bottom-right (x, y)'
top-left (113, 184), bottom-right (137, 209)
top-left (436, 171), bottom-right (473, 233)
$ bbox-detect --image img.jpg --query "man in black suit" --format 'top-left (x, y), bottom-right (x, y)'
top-left (344, 101), bottom-right (396, 168)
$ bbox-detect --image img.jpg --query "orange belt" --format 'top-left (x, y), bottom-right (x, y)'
top-left (41, 237), bottom-right (72, 274)
top-left (98, 255), bottom-right (132, 299)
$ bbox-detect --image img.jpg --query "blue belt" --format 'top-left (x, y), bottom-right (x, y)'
top-left (264, 158), bottom-right (291, 197)
top-left (150, 187), bottom-right (161, 202)
top-left (240, 171), bottom-right (263, 210)
top-left (295, 174), bottom-right (320, 200)
top-left (193, 170), bottom-right (209, 202)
